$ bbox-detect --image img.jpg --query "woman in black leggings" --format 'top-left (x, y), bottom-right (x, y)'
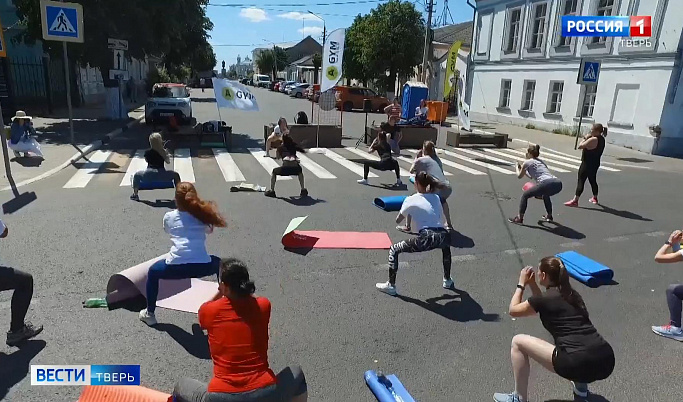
top-left (494, 257), bottom-right (614, 402)
top-left (651, 229), bottom-right (683, 342)
top-left (565, 123), bottom-right (606, 207)
top-left (357, 123), bottom-right (402, 187)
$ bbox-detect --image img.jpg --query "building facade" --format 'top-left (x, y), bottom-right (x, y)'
top-left (470, 0), bottom-right (683, 156)
top-left (230, 55), bottom-right (253, 78)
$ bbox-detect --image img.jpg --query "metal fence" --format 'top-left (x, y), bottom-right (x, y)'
top-left (4, 56), bottom-right (67, 114)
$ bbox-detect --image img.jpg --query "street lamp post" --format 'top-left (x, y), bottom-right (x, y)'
top-left (263, 39), bottom-right (276, 81)
top-left (308, 11), bottom-right (326, 85)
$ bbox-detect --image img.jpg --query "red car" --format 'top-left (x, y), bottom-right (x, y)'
top-left (273, 82), bottom-right (281, 92)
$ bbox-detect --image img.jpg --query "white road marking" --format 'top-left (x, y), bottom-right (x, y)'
top-left (120, 150), bottom-right (147, 187)
top-left (560, 241), bottom-right (584, 248)
top-left (247, 148), bottom-right (292, 180)
top-left (395, 155), bottom-right (453, 176)
top-left (322, 149), bottom-right (378, 178)
top-left (645, 231), bottom-right (666, 237)
top-left (297, 153), bottom-right (337, 179)
top-left (504, 248), bottom-right (534, 255)
top-left (63, 150), bottom-right (111, 188)
top-left (440, 149), bottom-right (515, 175)
top-left (213, 148), bottom-right (245, 182)
top-left (540, 149), bottom-right (620, 172)
top-left (413, 149), bottom-right (487, 175)
top-left (453, 254), bottom-right (477, 262)
top-left (344, 147), bottom-right (411, 177)
top-left (173, 148), bottom-right (195, 183)
top-left (605, 236), bottom-right (629, 242)
top-left (476, 148), bottom-right (571, 173)
top-left (500, 148), bottom-right (581, 170)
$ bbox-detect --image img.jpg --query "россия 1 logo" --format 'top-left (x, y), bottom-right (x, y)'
top-left (562, 15), bottom-right (651, 38)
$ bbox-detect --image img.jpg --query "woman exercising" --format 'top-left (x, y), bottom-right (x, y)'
top-left (139, 182), bottom-right (227, 326)
top-left (509, 144), bottom-right (563, 224)
top-left (565, 123), bottom-right (607, 207)
top-left (494, 257), bottom-right (614, 402)
top-left (265, 134), bottom-right (308, 198)
top-left (651, 229), bottom-right (683, 341)
top-left (130, 133), bottom-right (180, 201)
top-left (265, 117), bottom-right (288, 157)
top-left (376, 172), bottom-right (452, 296)
top-left (357, 123), bottom-right (402, 187)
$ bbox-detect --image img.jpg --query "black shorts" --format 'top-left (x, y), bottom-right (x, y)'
top-left (367, 158), bottom-right (398, 171)
top-left (552, 342), bottom-right (615, 383)
top-left (273, 165), bottom-right (302, 176)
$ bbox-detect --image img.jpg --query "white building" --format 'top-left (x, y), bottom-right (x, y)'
top-left (230, 55), bottom-right (253, 78)
top-left (470, 0), bottom-right (683, 156)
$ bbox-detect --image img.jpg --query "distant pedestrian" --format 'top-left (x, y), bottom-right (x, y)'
top-left (127, 77), bottom-right (137, 103)
top-left (8, 111), bottom-right (43, 158)
top-left (509, 144), bottom-right (562, 225)
top-left (651, 229), bottom-right (683, 341)
top-left (0, 219), bottom-right (43, 347)
top-left (384, 98), bottom-right (401, 120)
top-left (564, 123), bottom-right (607, 207)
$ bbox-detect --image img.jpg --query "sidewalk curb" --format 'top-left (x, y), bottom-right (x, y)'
top-left (2, 114), bottom-right (144, 192)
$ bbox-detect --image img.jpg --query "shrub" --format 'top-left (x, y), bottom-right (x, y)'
top-left (525, 123), bottom-right (536, 129)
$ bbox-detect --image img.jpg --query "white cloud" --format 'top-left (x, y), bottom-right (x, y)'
top-left (278, 12), bottom-right (320, 22)
top-left (239, 7), bottom-right (268, 22)
top-left (298, 26), bottom-right (324, 37)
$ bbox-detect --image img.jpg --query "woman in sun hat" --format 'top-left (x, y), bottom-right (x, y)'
top-left (7, 111), bottom-right (43, 158)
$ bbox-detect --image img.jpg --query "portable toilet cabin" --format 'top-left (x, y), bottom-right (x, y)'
top-left (401, 82), bottom-right (429, 120)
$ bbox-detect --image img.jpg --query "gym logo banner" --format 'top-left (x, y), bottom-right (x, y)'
top-left (454, 50), bottom-right (470, 131)
top-left (443, 41), bottom-right (461, 98)
top-left (212, 78), bottom-right (259, 111)
top-left (321, 28), bottom-right (345, 93)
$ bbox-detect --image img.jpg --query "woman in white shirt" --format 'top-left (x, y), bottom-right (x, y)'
top-left (376, 172), bottom-right (453, 296)
top-left (265, 117), bottom-right (288, 157)
top-left (139, 182), bottom-right (227, 326)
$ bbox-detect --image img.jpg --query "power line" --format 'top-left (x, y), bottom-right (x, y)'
top-left (208, 0), bottom-right (382, 7)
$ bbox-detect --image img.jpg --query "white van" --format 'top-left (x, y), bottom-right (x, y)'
top-left (254, 74), bottom-right (271, 88)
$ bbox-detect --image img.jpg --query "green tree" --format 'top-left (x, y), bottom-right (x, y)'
top-left (312, 53), bottom-right (322, 84)
top-left (255, 50), bottom-right (275, 77)
top-left (343, 14), bottom-right (373, 86)
top-left (273, 46), bottom-right (289, 76)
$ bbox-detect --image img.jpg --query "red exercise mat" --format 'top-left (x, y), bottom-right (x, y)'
top-left (78, 385), bottom-right (171, 402)
top-left (282, 216), bottom-right (392, 249)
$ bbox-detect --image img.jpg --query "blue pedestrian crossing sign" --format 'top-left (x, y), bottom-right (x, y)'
top-left (40, 0), bottom-right (84, 43)
top-left (577, 59), bottom-right (600, 85)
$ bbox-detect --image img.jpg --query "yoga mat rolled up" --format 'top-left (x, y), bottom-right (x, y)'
top-left (78, 385), bottom-right (171, 402)
top-left (364, 370), bottom-right (415, 402)
top-left (373, 195), bottom-right (407, 211)
top-left (556, 251), bottom-right (614, 288)
top-left (138, 181), bottom-right (175, 190)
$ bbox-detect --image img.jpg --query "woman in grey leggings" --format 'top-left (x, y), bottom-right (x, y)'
top-left (509, 144), bottom-right (563, 225)
top-left (651, 230), bottom-right (683, 342)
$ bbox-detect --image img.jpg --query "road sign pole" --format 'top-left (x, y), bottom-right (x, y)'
top-left (62, 40), bottom-right (75, 144)
top-left (574, 86), bottom-right (588, 150)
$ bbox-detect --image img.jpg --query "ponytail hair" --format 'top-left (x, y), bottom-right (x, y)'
top-left (220, 258), bottom-right (256, 297)
top-left (281, 133), bottom-right (306, 154)
top-left (594, 123), bottom-right (607, 137)
top-left (175, 182), bottom-right (227, 227)
top-left (539, 257), bottom-right (589, 317)
top-left (414, 171), bottom-right (446, 193)
top-left (527, 143), bottom-right (540, 158)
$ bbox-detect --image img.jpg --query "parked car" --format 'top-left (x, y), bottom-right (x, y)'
top-left (289, 83), bottom-right (310, 98)
top-left (280, 81), bottom-right (296, 93)
top-left (254, 74), bottom-right (270, 88)
top-left (274, 82), bottom-right (281, 92)
top-left (306, 84), bottom-right (321, 101)
top-left (270, 78), bottom-right (285, 90)
top-left (335, 86), bottom-right (389, 112)
top-left (145, 83), bottom-right (193, 125)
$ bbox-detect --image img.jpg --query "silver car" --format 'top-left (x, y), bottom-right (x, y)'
top-left (289, 83), bottom-right (310, 98)
top-left (145, 84), bottom-right (192, 125)
top-left (280, 81), bottom-right (295, 93)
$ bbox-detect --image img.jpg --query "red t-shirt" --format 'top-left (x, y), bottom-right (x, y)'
top-left (198, 296), bottom-right (277, 393)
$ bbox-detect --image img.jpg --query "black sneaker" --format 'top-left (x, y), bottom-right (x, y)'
top-left (264, 190), bottom-right (276, 198)
top-left (541, 214), bottom-right (554, 222)
top-left (130, 194), bottom-right (139, 201)
top-left (300, 188), bottom-right (308, 197)
top-left (6, 322), bottom-right (43, 346)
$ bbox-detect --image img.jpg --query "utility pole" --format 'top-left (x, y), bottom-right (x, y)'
top-left (421, 0), bottom-right (434, 83)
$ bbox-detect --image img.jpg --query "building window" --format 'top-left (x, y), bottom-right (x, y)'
top-left (547, 81), bottom-right (564, 113)
top-left (557, 0), bottom-right (579, 46)
top-left (504, 7), bottom-right (522, 52)
top-left (528, 2), bottom-right (548, 49)
top-left (592, 0), bottom-right (616, 44)
top-left (499, 79), bottom-right (512, 107)
top-left (521, 80), bottom-right (536, 110)
top-left (477, 12), bottom-right (494, 55)
top-left (578, 85), bottom-right (597, 117)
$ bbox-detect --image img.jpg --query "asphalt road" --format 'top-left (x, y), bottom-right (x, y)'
top-left (1, 88), bottom-right (682, 402)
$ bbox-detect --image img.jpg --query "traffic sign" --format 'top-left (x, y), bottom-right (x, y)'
top-left (0, 20), bottom-right (7, 58)
top-left (108, 38), bottom-right (128, 51)
top-left (109, 69), bottom-right (129, 80)
top-left (577, 58), bottom-right (600, 85)
top-left (40, 0), bottom-right (84, 43)
top-left (113, 49), bottom-right (126, 70)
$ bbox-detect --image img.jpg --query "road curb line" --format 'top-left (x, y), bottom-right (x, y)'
top-left (2, 114), bottom-right (144, 192)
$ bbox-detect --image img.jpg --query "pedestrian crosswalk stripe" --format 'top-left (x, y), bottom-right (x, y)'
top-left (344, 147), bottom-right (411, 177)
top-left (540, 148), bottom-right (620, 172)
top-left (212, 148), bottom-right (245, 182)
top-left (395, 155), bottom-right (454, 176)
top-left (476, 148), bottom-right (571, 173)
top-left (297, 153), bottom-right (336, 179)
top-left (120, 150), bottom-right (147, 187)
top-left (500, 148), bottom-right (583, 171)
top-left (407, 149), bottom-right (486, 175)
top-left (63, 150), bottom-right (112, 188)
top-left (322, 149), bottom-right (378, 178)
top-left (174, 148), bottom-right (195, 183)
top-left (247, 148), bottom-right (292, 180)
top-left (439, 149), bottom-right (515, 175)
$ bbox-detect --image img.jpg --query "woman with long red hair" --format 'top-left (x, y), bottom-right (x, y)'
top-left (139, 182), bottom-right (227, 326)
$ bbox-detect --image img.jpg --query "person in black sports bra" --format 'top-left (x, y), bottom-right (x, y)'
top-left (357, 123), bottom-right (402, 187)
top-left (564, 123), bottom-right (606, 207)
top-left (264, 134), bottom-right (308, 198)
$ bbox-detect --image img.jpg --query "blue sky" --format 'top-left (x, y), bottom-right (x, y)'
top-left (206, 0), bottom-right (473, 70)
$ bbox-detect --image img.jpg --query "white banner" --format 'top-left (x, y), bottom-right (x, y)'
top-left (212, 78), bottom-right (259, 111)
top-left (455, 50), bottom-right (471, 131)
top-left (321, 28), bottom-right (346, 93)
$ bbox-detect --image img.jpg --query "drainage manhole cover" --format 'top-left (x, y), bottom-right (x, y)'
top-left (480, 191), bottom-right (512, 201)
top-left (616, 157), bottom-right (652, 163)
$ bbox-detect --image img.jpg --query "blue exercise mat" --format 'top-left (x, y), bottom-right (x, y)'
top-left (373, 195), bottom-right (407, 211)
top-left (409, 176), bottom-right (415, 184)
top-left (364, 370), bottom-right (415, 402)
top-left (139, 181), bottom-right (175, 190)
top-left (556, 251), bottom-right (614, 288)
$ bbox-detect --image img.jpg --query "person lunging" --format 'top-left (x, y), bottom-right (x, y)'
top-left (376, 172), bottom-right (453, 296)
top-left (565, 123), bottom-right (607, 207)
top-left (265, 134), bottom-right (308, 198)
top-left (651, 229), bottom-right (683, 341)
top-left (357, 123), bottom-right (402, 187)
top-left (139, 182), bottom-right (227, 326)
top-left (509, 144), bottom-right (562, 224)
top-left (130, 133), bottom-right (180, 201)
top-left (494, 258), bottom-right (614, 402)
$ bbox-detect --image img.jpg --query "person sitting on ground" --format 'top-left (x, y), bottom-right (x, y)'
top-left (265, 117), bottom-right (288, 157)
top-left (376, 172), bottom-right (453, 296)
top-left (130, 133), bottom-right (181, 201)
top-left (383, 115), bottom-right (402, 155)
top-left (407, 99), bottom-right (429, 125)
top-left (265, 134), bottom-right (308, 198)
top-left (403, 141), bottom-right (453, 231)
top-left (357, 124), bottom-right (402, 187)
top-left (172, 258), bottom-right (308, 402)
top-left (494, 258), bottom-right (615, 402)
top-left (8, 111), bottom-right (43, 159)
top-left (651, 229), bottom-right (683, 341)
top-left (139, 182), bottom-right (227, 326)
top-left (0, 219), bottom-right (43, 347)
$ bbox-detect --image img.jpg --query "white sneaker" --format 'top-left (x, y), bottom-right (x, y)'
top-left (375, 282), bottom-right (397, 296)
top-left (357, 179), bottom-right (368, 185)
top-left (443, 278), bottom-right (454, 289)
top-left (139, 308), bottom-right (157, 326)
